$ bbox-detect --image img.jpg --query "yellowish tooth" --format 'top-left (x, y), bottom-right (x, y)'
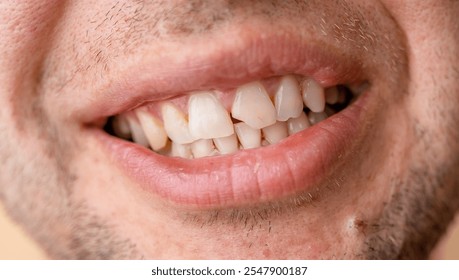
top-left (325, 87), bottom-right (339, 104)
top-left (262, 121), bottom-right (288, 144)
top-left (188, 92), bottom-right (234, 139)
top-left (308, 111), bottom-right (328, 125)
top-left (274, 75), bottom-right (303, 121)
top-left (213, 133), bottom-right (238, 155)
top-left (231, 81), bottom-right (276, 129)
top-left (161, 102), bottom-right (196, 144)
top-left (191, 139), bottom-right (215, 158)
top-left (112, 115), bottom-right (131, 139)
top-left (234, 122), bottom-right (261, 149)
top-left (136, 110), bottom-right (168, 151)
top-left (171, 142), bottom-right (192, 159)
top-left (302, 78), bottom-right (325, 113)
top-left (127, 117), bottom-right (150, 148)
top-left (287, 112), bottom-right (310, 135)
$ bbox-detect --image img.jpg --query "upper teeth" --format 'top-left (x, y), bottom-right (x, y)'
top-left (112, 75), bottom-right (352, 159)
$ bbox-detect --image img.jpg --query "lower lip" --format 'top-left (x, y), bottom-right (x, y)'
top-left (95, 94), bottom-right (368, 209)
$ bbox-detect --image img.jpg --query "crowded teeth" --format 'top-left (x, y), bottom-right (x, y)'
top-left (171, 142), bottom-right (192, 159)
top-left (191, 139), bottom-right (216, 158)
top-left (161, 102), bottom-right (196, 144)
top-left (308, 111), bottom-right (328, 125)
top-left (287, 112), bottom-right (310, 135)
top-left (213, 134), bottom-right (238, 155)
top-left (231, 81), bottom-right (277, 129)
top-left (302, 78), bottom-right (325, 113)
top-left (136, 110), bottom-right (168, 151)
top-left (235, 122), bottom-right (261, 149)
top-left (274, 75), bottom-right (303, 121)
top-left (262, 121), bottom-right (288, 144)
top-left (127, 117), bottom-right (150, 148)
top-left (188, 92), bottom-right (234, 139)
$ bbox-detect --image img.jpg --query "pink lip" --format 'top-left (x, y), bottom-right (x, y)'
top-left (87, 28), bottom-right (371, 208)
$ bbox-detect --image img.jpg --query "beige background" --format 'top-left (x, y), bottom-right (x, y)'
top-left (0, 201), bottom-right (458, 259)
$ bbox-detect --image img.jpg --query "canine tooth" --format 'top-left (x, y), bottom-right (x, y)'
top-left (112, 115), bottom-right (131, 139)
top-left (308, 111), bottom-right (328, 125)
top-left (161, 102), bottom-right (195, 144)
top-left (302, 78), bottom-right (325, 113)
top-left (171, 142), bottom-right (192, 159)
top-left (191, 139), bottom-right (215, 158)
top-left (274, 75), bottom-right (303, 121)
top-left (188, 92), bottom-right (234, 139)
top-left (234, 122), bottom-right (261, 149)
top-left (262, 121), bottom-right (288, 144)
top-left (325, 87), bottom-right (339, 104)
top-left (127, 117), bottom-right (150, 148)
top-left (136, 110), bottom-right (168, 151)
top-left (213, 133), bottom-right (238, 155)
top-left (287, 112), bottom-right (310, 135)
top-left (231, 81), bottom-right (276, 129)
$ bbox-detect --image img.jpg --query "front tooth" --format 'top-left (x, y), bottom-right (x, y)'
top-left (136, 110), bottom-right (168, 151)
top-left (308, 111), bottom-right (328, 125)
top-left (274, 75), bottom-right (303, 121)
top-left (325, 87), bottom-right (339, 104)
top-left (262, 121), bottom-right (288, 144)
top-left (302, 78), bottom-right (325, 113)
top-left (171, 142), bottom-right (192, 159)
top-left (287, 112), bottom-right (310, 135)
top-left (234, 122), bottom-right (261, 149)
top-left (191, 139), bottom-right (215, 158)
top-left (112, 115), bottom-right (131, 139)
top-left (213, 133), bottom-right (238, 155)
top-left (161, 102), bottom-right (195, 144)
top-left (188, 92), bottom-right (234, 139)
top-left (231, 81), bottom-right (276, 129)
top-left (127, 117), bottom-right (150, 148)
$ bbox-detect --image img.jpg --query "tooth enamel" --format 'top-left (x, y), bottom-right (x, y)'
top-left (136, 110), bottom-right (168, 151)
top-left (127, 117), bottom-right (150, 148)
top-left (231, 81), bottom-right (276, 129)
top-left (274, 75), bottom-right (303, 121)
top-left (325, 87), bottom-right (339, 104)
top-left (161, 102), bottom-right (196, 144)
top-left (213, 133), bottom-right (238, 155)
top-left (171, 142), bottom-right (192, 159)
top-left (188, 92), bottom-right (234, 139)
top-left (234, 122), bottom-right (261, 149)
top-left (287, 112), bottom-right (310, 135)
top-left (302, 78), bottom-right (325, 113)
top-left (308, 111), bottom-right (328, 125)
top-left (112, 115), bottom-right (131, 139)
top-left (262, 121), bottom-right (288, 144)
top-left (191, 139), bottom-right (216, 158)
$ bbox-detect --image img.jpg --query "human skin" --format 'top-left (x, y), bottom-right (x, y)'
top-left (0, 0), bottom-right (458, 259)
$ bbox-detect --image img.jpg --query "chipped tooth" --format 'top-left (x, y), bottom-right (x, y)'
top-left (287, 112), bottom-right (310, 135)
top-left (127, 117), bottom-right (150, 148)
top-left (188, 92), bottom-right (234, 139)
top-left (262, 121), bottom-right (288, 144)
top-left (191, 139), bottom-right (215, 158)
top-left (213, 133), bottom-right (238, 155)
top-left (171, 142), bottom-right (192, 159)
top-left (161, 102), bottom-right (196, 144)
top-left (308, 111), bottom-right (328, 125)
top-left (274, 75), bottom-right (303, 121)
top-left (231, 81), bottom-right (276, 129)
top-left (112, 115), bottom-right (131, 139)
top-left (302, 78), bottom-right (326, 113)
top-left (325, 87), bottom-right (339, 104)
top-left (234, 122), bottom-right (261, 149)
top-left (136, 110), bottom-right (168, 151)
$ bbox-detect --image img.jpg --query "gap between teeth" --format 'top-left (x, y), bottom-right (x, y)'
top-left (113, 74), bottom-right (353, 159)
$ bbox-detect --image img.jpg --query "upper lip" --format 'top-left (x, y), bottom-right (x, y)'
top-left (85, 23), bottom-right (374, 208)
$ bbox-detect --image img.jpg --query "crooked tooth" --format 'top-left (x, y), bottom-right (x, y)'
top-left (188, 92), bottom-right (234, 139)
top-left (274, 75), bottom-right (303, 121)
top-left (213, 133), bottom-right (238, 155)
top-left (112, 115), bottom-right (131, 139)
top-left (126, 117), bottom-right (150, 148)
top-left (287, 112), bottom-right (310, 135)
top-left (161, 102), bottom-right (195, 144)
top-left (136, 110), bottom-right (168, 151)
top-left (325, 87), bottom-right (339, 104)
top-left (302, 78), bottom-right (325, 113)
top-left (262, 121), bottom-right (288, 144)
top-left (234, 122), bottom-right (261, 149)
top-left (308, 111), bottom-right (328, 125)
top-left (191, 139), bottom-right (215, 158)
top-left (171, 142), bottom-right (192, 159)
top-left (231, 81), bottom-right (276, 129)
